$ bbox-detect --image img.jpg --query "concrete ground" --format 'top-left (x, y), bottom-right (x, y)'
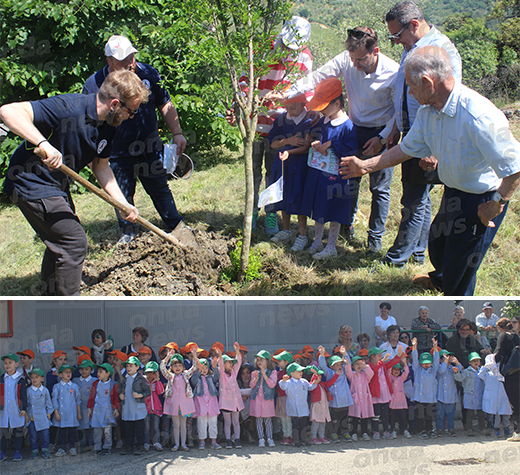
top-left (2, 429), bottom-right (519, 475)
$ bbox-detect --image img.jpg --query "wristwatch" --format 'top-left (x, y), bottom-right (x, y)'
top-left (377, 134), bottom-right (386, 146)
top-left (492, 191), bottom-right (508, 205)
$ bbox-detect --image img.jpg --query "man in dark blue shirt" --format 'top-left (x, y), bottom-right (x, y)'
top-left (83, 35), bottom-right (187, 244)
top-left (0, 69), bottom-right (150, 295)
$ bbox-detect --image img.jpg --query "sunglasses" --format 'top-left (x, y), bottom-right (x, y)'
top-left (93, 335), bottom-right (102, 339)
top-left (119, 100), bottom-right (139, 116)
top-left (347, 29), bottom-right (373, 40)
top-left (388, 22), bottom-right (411, 42)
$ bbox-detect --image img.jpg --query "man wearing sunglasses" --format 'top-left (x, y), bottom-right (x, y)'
top-left (268, 26), bottom-right (399, 255)
top-left (83, 35), bottom-right (187, 245)
top-left (381, 1), bottom-right (462, 269)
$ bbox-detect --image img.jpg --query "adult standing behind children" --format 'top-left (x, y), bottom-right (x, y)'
top-left (83, 35), bottom-right (191, 245)
top-left (0, 69), bottom-right (146, 295)
top-left (121, 326), bottom-right (158, 362)
top-left (374, 302), bottom-right (397, 346)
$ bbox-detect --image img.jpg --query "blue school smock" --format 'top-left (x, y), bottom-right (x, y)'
top-left (436, 362), bottom-right (462, 404)
top-left (72, 375), bottom-right (97, 430)
top-left (90, 380), bottom-right (117, 428)
top-left (52, 381), bottom-right (81, 428)
top-left (411, 350), bottom-right (440, 403)
top-left (121, 374), bottom-right (147, 422)
top-left (478, 367), bottom-right (512, 416)
top-left (318, 355), bottom-right (354, 408)
top-left (27, 385), bottom-right (53, 431)
top-left (454, 367), bottom-right (484, 410)
top-left (0, 372), bottom-right (26, 429)
top-left (300, 115), bottom-right (357, 224)
top-left (268, 112), bottom-right (312, 215)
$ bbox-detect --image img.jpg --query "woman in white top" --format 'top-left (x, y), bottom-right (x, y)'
top-left (374, 302), bottom-right (397, 346)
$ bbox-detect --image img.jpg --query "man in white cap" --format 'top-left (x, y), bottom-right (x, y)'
top-left (227, 16), bottom-right (313, 237)
top-left (83, 35), bottom-right (188, 244)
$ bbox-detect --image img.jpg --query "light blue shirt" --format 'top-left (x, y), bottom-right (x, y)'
top-left (278, 377), bottom-right (317, 417)
top-left (454, 367), bottom-right (484, 410)
top-left (394, 25), bottom-right (462, 132)
top-left (436, 362), bottom-right (462, 404)
top-left (318, 355), bottom-right (354, 408)
top-left (0, 372), bottom-right (25, 429)
top-left (27, 385), bottom-right (53, 431)
top-left (52, 380), bottom-right (81, 428)
top-left (411, 350), bottom-right (440, 403)
top-left (121, 373), bottom-right (147, 421)
top-left (400, 83), bottom-right (520, 193)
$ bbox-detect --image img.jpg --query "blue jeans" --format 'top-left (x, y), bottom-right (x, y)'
top-left (253, 137), bottom-right (276, 211)
top-left (110, 154), bottom-right (182, 235)
top-left (436, 402), bottom-right (456, 431)
top-left (385, 182), bottom-right (431, 266)
top-left (144, 413), bottom-right (161, 445)
top-left (428, 186), bottom-right (507, 296)
top-left (28, 422), bottom-right (50, 451)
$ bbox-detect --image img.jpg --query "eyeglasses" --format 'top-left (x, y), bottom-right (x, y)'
top-left (93, 335), bottom-right (102, 339)
top-left (118, 100), bottom-right (139, 117)
top-left (388, 22), bottom-right (411, 41)
top-left (348, 29), bottom-right (373, 40)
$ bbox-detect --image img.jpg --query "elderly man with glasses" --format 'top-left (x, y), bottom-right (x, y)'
top-left (83, 35), bottom-right (188, 245)
top-left (268, 26), bottom-right (399, 254)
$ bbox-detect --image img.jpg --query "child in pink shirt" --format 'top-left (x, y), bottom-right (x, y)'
top-left (144, 361), bottom-right (164, 451)
top-left (388, 361), bottom-right (410, 439)
top-left (250, 350), bottom-right (278, 448)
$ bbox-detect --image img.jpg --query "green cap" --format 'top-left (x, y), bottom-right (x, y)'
top-left (305, 365), bottom-right (324, 375)
top-left (254, 350), bottom-right (272, 360)
top-left (439, 349), bottom-right (453, 357)
top-left (286, 362), bottom-right (306, 376)
top-left (392, 363), bottom-right (402, 370)
top-left (419, 353), bottom-right (433, 365)
top-left (28, 367), bottom-right (45, 377)
top-left (78, 359), bottom-right (94, 369)
top-left (469, 352), bottom-right (481, 362)
top-left (350, 356), bottom-right (363, 365)
top-left (124, 356), bottom-right (141, 366)
top-left (96, 363), bottom-right (114, 376)
top-left (222, 354), bottom-right (237, 365)
top-left (1, 353), bottom-right (19, 363)
top-left (58, 364), bottom-right (74, 373)
top-left (170, 354), bottom-right (184, 365)
top-left (328, 355), bottom-right (343, 367)
top-left (198, 358), bottom-right (209, 366)
top-left (368, 347), bottom-right (383, 357)
top-left (273, 351), bottom-right (293, 363)
top-left (144, 361), bottom-right (159, 373)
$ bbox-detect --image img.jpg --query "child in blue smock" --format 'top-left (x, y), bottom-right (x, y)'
top-left (268, 95), bottom-right (312, 251)
top-left (26, 368), bottom-right (53, 459)
top-left (52, 364), bottom-right (81, 456)
top-left (72, 358), bottom-right (97, 451)
top-left (436, 350), bottom-right (462, 436)
top-left (300, 77), bottom-right (357, 260)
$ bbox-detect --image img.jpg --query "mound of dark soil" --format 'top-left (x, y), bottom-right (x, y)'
top-left (81, 230), bottom-right (237, 296)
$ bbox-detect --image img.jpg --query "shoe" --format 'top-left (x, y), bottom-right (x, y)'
top-left (42, 449), bottom-right (51, 459)
top-left (69, 448), bottom-right (77, 456)
top-left (170, 445), bottom-right (179, 452)
top-left (329, 434), bottom-right (340, 443)
top-left (373, 431), bottom-right (380, 440)
top-left (294, 441), bottom-right (301, 447)
top-left (495, 430), bottom-right (502, 438)
top-left (30, 449), bottom-right (39, 460)
top-left (382, 431), bottom-right (392, 440)
top-left (12, 451), bottom-right (22, 462)
top-left (267, 438), bottom-right (275, 447)
top-left (430, 430), bottom-right (437, 438)
top-left (0, 451), bottom-right (6, 462)
top-left (320, 437), bottom-right (331, 444)
top-left (446, 429), bottom-right (456, 437)
top-left (312, 248), bottom-right (338, 260)
top-left (211, 441), bottom-right (222, 450)
top-left (226, 439), bottom-right (233, 449)
top-left (281, 437), bottom-right (291, 446)
top-left (181, 445), bottom-right (189, 452)
top-left (507, 431), bottom-right (520, 441)
top-left (270, 230), bottom-right (292, 244)
top-left (154, 443), bottom-right (163, 452)
top-left (403, 430), bottom-right (412, 439)
top-left (49, 443), bottom-right (56, 453)
top-left (116, 233), bottom-right (135, 246)
top-left (366, 240), bottom-right (382, 255)
top-left (264, 212), bottom-right (279, 237)
top-left (234, 439), bottom-right (242, 449)
top-left (144, 443), bottom-right (150, 452)
top-left (411, 254), bottom-right (425, 264)
top-left (258, 438), bottom-right (265, 448)
top-left (351, 434), bottom-right (358, 442)
top-left (362, 433), bottom-right (370, 441)
top-left (252, 210), bottom-right (259, 231)
top-left (467, 428), bottom-right (474, 437)
top-left (380, 256), bottom-right (405, 268)
top-left (120, 445), bottom-right (133, 455)
top-left (413, 273), bottom-right (437, 291)
top-left (504, 428), bottom-right (511, 437)
top-left (133, 445), bottom-right (145, 455)
top-left (96, 449), bottom-right (104, 456)
top-left (83, 444), bottom-right (92, 452)
top-left (483, 427), bottom-right (492, 436)
top-left (290, 235), bottom-right (308, 251)
top-left (187, 438), bottom-right (194, 447)
top-left (55, 448), bottom-right (67, 457)
top-left (307, 240), bottom-right (324, 254)
top-left (115, 440), bottom-right (124, 449)
top-left (287, 437), bottom-right (294, 446)
top-left (346, 225), bottom-right (355, 240)
top-left (311, 438), bottom-right (322, 445)
top-left (419, 431), bottom-right (429, 439)
top-left (436, 429), bottom-right (443, 437)
top-left (391, 431), bottom-right (397, 439)
top-left (343, 433), bottom-right (352, 442)
top-left (199, 441), bottom-right (205, 450)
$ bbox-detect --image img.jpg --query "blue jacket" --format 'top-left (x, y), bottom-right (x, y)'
top-left (318, 355), bottom-right (354, 408)
top-left (191, 370), bottom-right (219, 397)
top-left (251, 369), bottom-right (276, 401)
top-left (437, 361), bottom-right (462, 404)
top-left (412, 350), bottom-right (440, 403)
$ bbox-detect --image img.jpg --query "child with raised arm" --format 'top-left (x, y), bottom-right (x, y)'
top-left (388, 358), bottom-right (410, 439)
top-left (26, 368), bottom-right (53, 459)
top-left (436, 350), bottom-right (462, 437)
top-left (273, 350), bottom-right (294, 445)
top-left (411, 338), bottom-right (440, 439)
top-left (216, 342), bottom-right (244, 449)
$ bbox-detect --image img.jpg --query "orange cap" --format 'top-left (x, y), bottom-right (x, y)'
top-left (77, 355), bottom-right (93, 365)
top-left (307, 78), bottom-right (343, 112)
top-left (107, 350), bottom-right (128, 361)
top-left (138, 346), bottom-right (152, 355)
top-left (239, 345), bottom-right (248, 353)
top-left (17, 349), bottom-right (35, 359)
top-left (73, 345), bottom-right (90, 354)
top-left (166, 342), bottom-right (179, 351)
top-left (226, 351), bottom-right (236, 358)
top-left (199, 349), bottom-right (210, 359)
top-left (285, 94), bottom-right (307, 104)
top-left (302, 345), bottom-right (315, 353)
top-left (274, 348), bottom-right (286, 355)
top-left (358, 349), bottom-right (369, 356)
top-left (52, 350), bottom-right (67, 360)
top-left (212, 342), bottom-right (224, 352)
top-left (159, 345), bottom-right (168, 356)
top-left (301, 352), bottom-right (313, 360)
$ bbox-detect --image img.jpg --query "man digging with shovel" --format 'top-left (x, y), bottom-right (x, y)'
top-left (1, 70), bottom-right (148, 295)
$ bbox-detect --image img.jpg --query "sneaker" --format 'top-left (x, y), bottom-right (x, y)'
top-left (49, 443), bottom-right (56, 453)
top-left (382, 431), bottom-right (392, 440)
top-left (101, 449), bottom-right (111, 455)
top-left (270, 230), bottom-right (292, 244)
top-left (307, 240), bottom-right (324, 255)
top-left (181, 445), bottom-right (189, 452)
top-left (287, 437), bottom-right (294, 446)
top-left (391, 431), bottom-right (397, 439)
top-left (419, 431), bottom-right (429, 439)
top-left (281, 437), bottom-right (291, 446)
top-left (403, 430), bottom-right (412, 439)
top-left (258, 438), bottom-right (265, 448)
top-left (116, 233), bottom-right (135, 246)
top-left (144, 443), bottom-right (150, 452)
top-left (55, 448), bottom-right (67, 457)
top-left (252, 210), bottom-right (259, 231)
top-left (12, 451), bottom-right (22, 462)
top-left (133, 445), bottom-right (145, 455)
top-left (0, 451), bottom-right (6, 462)
top-left (366, 240), bottom-right (382, 255)
top-left (446, 429), bottom-right (456, 437)
top-left (154, 442), bottom-right (163, 452)
top-left (83, 444), bottom-right (92, 452)
top-left (495, 430), bottom-right (502, 438)
top-left (311, 438), bottom-right (322, 445)
top-left (42, 449), bottom-right (51, 459)
top-left (373, 431), bottom-right (380, 440)
top-left (120, 444), bottom-right (133, 455)
top-left (30, 449), bottom-right (39, 460)
top-left (320, 437), bottom-right (331, 444)
top-left (267, 438), bottom-right (275, 447)
top-left (436, 429), bottom-right (443, 437)
top-left (290, 235), bottom-right (308, 251)
top-left (234, 439), bottom-right (242, 449)
top-left (226, 439), bottom-right (233, 449)
top-left (504, 428), bottom-right (511, 438)
top-left (187, 438), bottom-right (194, 448)
top-left (329, 434), bottom-right (340, 443)
top-left (69, 448), bottom-right (77, 456)
top-left (483, 427), bottom-right (492, 436)
top-left (199, 441), bottom-right (205, 450)
top-left (211, 441), bottom-right (222, 450)
top-left (362, 433), bottom-right (370, 441)
top-left (312, 247), bottom-right (338, 260)
top-left (351, 434), bottom-right (358, 442)
top-left (467, 428), bottom-right (475, 437)
top-left (115, 440), bottom-right (124, 450)
top-left (430, 430), bottom-right (438, 438)
top-left (170, 445), bottom-right (179, 452)
top-left (343, 433), bottom-right (352, 442)
top-left (265, 212), bottom-right (279, 237)
top-left (507, 431), bottom-right (520, 441)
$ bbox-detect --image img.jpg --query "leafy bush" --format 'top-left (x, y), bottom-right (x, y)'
top-left (222, 234), bottom-right (262, 283)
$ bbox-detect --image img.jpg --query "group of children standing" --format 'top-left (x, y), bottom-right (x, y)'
top-left (0, 336), bottom-right (514, 463)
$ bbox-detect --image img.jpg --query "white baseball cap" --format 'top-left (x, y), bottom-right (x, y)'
top-left (104, 35), bottom-right (138, 60)
top-left (280, 16), bottom-right (311, 50)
